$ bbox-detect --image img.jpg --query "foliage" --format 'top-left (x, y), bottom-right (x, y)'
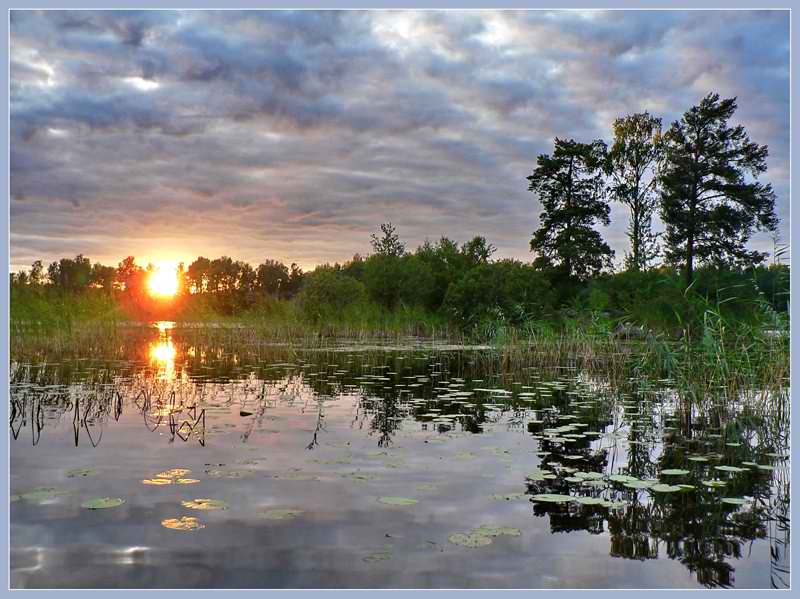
top-left (660, 93), bottom-right (778, 287)
top-left (297, 267), bottom-right (366, 320)
top-left (528, 138), bottom-right (614, 280)
top-left (444, 259), bottom-right (554, 324)
top-left (607, 112), bottom-right (663, 271)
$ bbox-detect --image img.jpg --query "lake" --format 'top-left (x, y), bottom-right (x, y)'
top-left (9, 323), bottom-right (790, 589)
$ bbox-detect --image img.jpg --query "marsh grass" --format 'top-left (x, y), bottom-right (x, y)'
top-left (10, 284), bottom-right (788, 409)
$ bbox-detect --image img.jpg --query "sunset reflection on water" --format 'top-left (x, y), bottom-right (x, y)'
top-left (149, 321), bottom-right (177, 379)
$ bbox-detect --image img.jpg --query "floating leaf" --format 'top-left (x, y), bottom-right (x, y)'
top-left (377, 496), bottom-right (417, 506)
top-left (156, 469), bottom-right (191, 479)
top-left (623, 480), bottom-right (655, 490)
top-left (715, 465), bottom-right (747, 473)
top-left (448, 533), bottom-right (493, 548)
top-left (702, 479), bottom-right (727, 488)
top-left (472, 524), bottom-right (522, 537)
top-left (531, 494), bottom-right (575, 504)
top-left (660, 469), bottom-right (690, 476)
top-left (22, 487), bottom-right (71, 501)
top-left (142, 478), bottom-right (172, 485)
top-left (81, 497), bottom-right (125, 509)
top-left (363, 552), bottom-right (392, 563)
top-left (650, 484), bottom-right (682, 493)
top-left (175, 478), bottom-right (200, 484)
top-left (608, 474), bottom-right (638, 483)
top-left (260, 508), bottom-right (304, 520)
top-left (206, 468), bottom-right (256, 479)
top-left (490, 492), bottom-right (528, 501)
top-left (162, 516), bottom-right (205, 531)
top-left (575, 496), bottom-right (606, 505)
top-left (181, 498), bottom-right (229, 510)
top-left (721, 497), bottom-right (750, 506)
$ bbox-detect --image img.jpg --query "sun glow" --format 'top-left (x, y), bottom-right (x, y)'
top-left (147, 264), bottom-right (179, 297)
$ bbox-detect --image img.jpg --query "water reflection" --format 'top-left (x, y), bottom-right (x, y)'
top-left (149, 321), bottom-right (177, 380)
top-left (9, 325), bottom-right (791, 589)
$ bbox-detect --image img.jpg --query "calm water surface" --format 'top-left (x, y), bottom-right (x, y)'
top-left (9, 324), bottom-right (790, 589)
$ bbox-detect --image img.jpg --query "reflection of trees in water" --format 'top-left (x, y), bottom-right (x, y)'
top-left (524, 381), bottom-right (790, 589)
top-left (9, 340), bottom-right (789, 589)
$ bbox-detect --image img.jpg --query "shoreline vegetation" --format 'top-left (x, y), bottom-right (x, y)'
top-left (10, 92), bottom-right (790, 403)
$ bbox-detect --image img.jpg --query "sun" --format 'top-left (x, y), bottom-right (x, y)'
top-left (147, 264), bottom-right (179, 298)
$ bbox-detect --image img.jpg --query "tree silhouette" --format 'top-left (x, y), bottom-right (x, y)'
top-left (528, 138), bottom-right (614, 280)
top-left (660, 94), bottom-right (778, 288)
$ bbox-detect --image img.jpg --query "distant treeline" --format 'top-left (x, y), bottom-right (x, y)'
top-left (10, 92), bottom-right (790, 330)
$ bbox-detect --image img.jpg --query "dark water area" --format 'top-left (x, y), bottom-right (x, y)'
top-left (9, 324), bottom-right (790, 589)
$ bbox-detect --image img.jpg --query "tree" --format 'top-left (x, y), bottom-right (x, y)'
top-left (370, 222), bottom-right (406, 257)
top-left (256, 259), bottom-right (289, 296)
top-left (116, 256), bottom-right (146, 298)
top-left (47, 254), bottom-right (92, 291)
top-left (90, 262), bottom-right (117, 291)
top-left (461, 235), bottom-right (496, 267)
top-left (29, 260), bottom-right (44, 286)
top-left (607, 112), bottom-right (663, 271)
top-left (285, 263), bottom-right (305, 297)
top-left (660, 93), bottom-right (778, 288)
top-left (186, 257), bottom-right (211, 294)
top-left (528, 138), bottom-right (614, 280)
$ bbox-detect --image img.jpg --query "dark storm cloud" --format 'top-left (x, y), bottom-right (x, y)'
top-left (10, 9), bottom-right (790, 271)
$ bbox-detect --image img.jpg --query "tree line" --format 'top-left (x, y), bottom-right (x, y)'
top-left (10, 92), bottom-right (787, 327)
top-left (529, 93), bottom-right (778, 287)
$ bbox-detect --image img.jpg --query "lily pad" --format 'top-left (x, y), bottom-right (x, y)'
top-left (490, 492), bottom-right (528, 501)
top-left (721, 497), bottom-right (750, 506)
top-left (81, 497), bottom-right (125, 509)
top-left (161, 516), bottom-right (205, 531)
top-left (650, 484), bottom-right (682, 493)
top-left (260, 508), bottom-right (304, 520)
top-left (377, 496), bottom-right (417, 506)
top-left (448, 533), bottom-right (493, 548)
top-left (702, 479), bottom-right (727, 488)
top-left (206, 468), bottom-right (256, 479)
top-left (472, 524), bottom-right (522, 537)
top-left (156, 469), bottom-right (192, 479)
top-left (660, 469), bottom-right (690, 476)
top-left (715, 465), bottom-right (747, 473)
top-left (363, 551), bottom-right (393, 563)
top-left (22, 487), bottom-right (71, 501)
top-left (608, 474), bottom-right (638, 483)
top-left (530, 493), bottom-right (575, 504)
top-left (142, 478), bottom-right (172, 485)
top-left (623, 480), bottom-right (655, 490)
top-left (181, 498), bottom-right (229, 510)
top-left (575, 496), bottom-right (606, 505)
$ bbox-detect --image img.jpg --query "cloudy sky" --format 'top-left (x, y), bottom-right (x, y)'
top-left (10, 9), bottom-right (790, 272)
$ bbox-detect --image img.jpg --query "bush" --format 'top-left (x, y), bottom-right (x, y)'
top-left (297, 268), bottom-right (366, 320)
top-left (443, 260), bottom-right (554, 324)
top-left (363, 254), bottom-right (435, 309)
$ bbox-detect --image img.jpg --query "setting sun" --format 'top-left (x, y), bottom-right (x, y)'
top-left (147, 264), bottom-right (179, 297)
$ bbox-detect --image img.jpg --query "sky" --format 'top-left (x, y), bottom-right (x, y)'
top-left (9, 9), bottom-right (790, 272)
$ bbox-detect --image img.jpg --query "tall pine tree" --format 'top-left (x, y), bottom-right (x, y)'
top-left (660, 93), bottom-right (778, 288)
top-left (528, 138), bottom-right (613, 280)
